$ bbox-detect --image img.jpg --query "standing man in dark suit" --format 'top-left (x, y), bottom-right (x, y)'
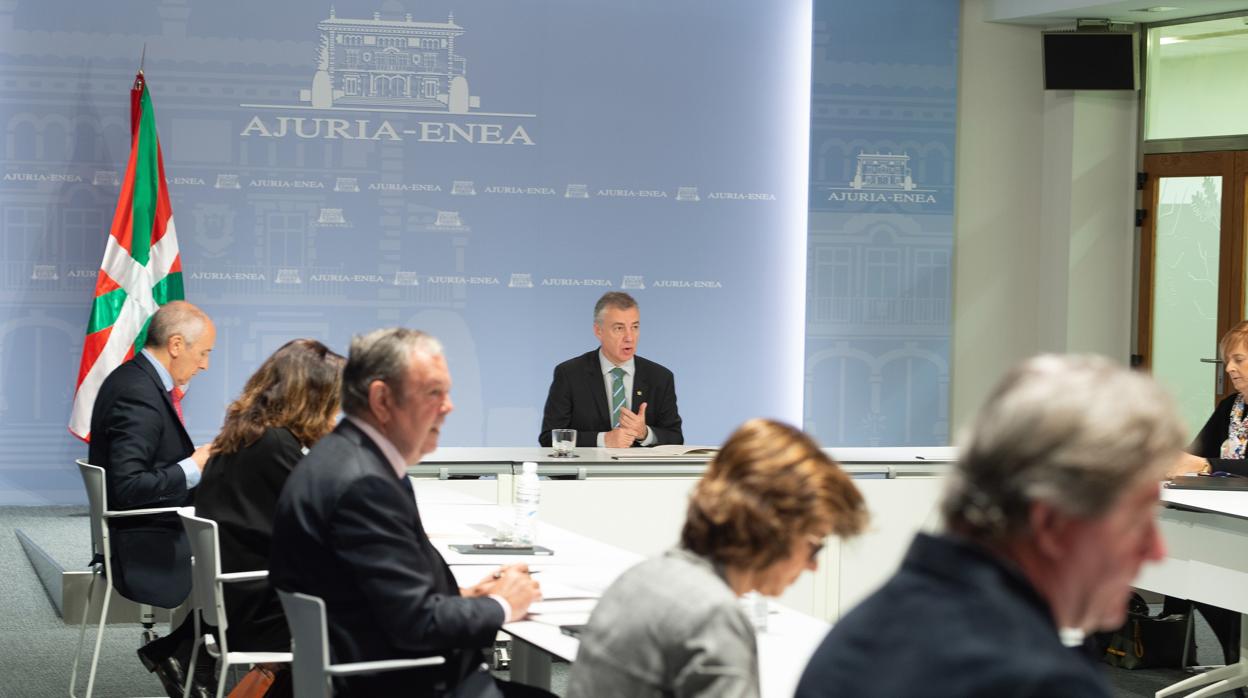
top-left (88, 300), bottom-right (215, 696)
top-left (539, 291), bottom-right (682, 448)
top-left (270, 328), bottom-right (544, 698)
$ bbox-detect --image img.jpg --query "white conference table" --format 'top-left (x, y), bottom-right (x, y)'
top-left (1133, 486), bottom-right (1248, 698)
top-left (413, 480), bottom-right (831, 698)
top-left (417, 445), bottom-right (957, 478)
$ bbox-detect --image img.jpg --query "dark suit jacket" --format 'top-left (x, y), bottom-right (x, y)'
top-left (87, 355), bottom-right (194, 609)
top-left (269, 419), bottom-right (505, 697)
top-left (795, 533), bottom-right (1110, 698)
top-left (1190, 392), bottom-right (1248, 476)
top-left (195, 426), bottom-right (302, 652)
top-left (538, 349), bottom-right (682, 447)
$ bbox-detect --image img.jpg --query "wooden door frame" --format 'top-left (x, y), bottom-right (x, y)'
top-left (1137, 151), bottom-right (1248, 400)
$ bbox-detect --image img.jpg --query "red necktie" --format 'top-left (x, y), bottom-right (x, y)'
top-left (170, 386), bottom-right (185, 426)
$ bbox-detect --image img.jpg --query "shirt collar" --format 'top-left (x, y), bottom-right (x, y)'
top-left (140, 348), bottom-right (174, 392)
top-left (345, 415), bottom-right (411, 479)
top-left (598, 349), bottom-right (635, 376)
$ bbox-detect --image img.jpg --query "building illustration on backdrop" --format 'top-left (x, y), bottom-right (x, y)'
top-left (302, 8), bottom-right (480, 112)
top-left (849, 152), bottom-right (916, 191)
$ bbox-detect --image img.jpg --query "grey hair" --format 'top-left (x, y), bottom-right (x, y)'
top-left (942, 354), bottom-right (1185, 543)
top-left (593, 291), bottom-right (638, 324)
top-left (144, 301), bottom-right (209, 348)
top-left (340, 328), bottom-right (443, 418)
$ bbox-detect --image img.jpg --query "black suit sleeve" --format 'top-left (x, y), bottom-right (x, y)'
top-left (101, 387), bottom-right (188, 509)
top-left (539, 363), bottom-right (596, 447)
top-left (644, 371), bottom-right (683, 446)
top-left (329, 475), bottom-right (504, 655)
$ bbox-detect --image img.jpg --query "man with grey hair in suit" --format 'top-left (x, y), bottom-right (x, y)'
top-left (539, 291), bottom-right (683, 448)
top-left (797, 354), bottom-right (1187, 698)
top-left (270, 328), bottom-right (547, 697)
top-left (89, 300), bottom-right (217, 697)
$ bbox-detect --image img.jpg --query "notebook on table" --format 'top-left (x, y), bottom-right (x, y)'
top-left (1165, 475), bottom-right (1248, 491)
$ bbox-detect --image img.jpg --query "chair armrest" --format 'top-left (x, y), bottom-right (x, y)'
top-left (104, 506), bottom-right (182, 519)
top-left (327, 656), bottom-right (445, 677)
top-left (218, 571), bottom-right (268, 583)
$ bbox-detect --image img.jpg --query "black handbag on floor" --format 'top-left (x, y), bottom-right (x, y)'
top-left (1098, 593), bottom-right (1190, 670)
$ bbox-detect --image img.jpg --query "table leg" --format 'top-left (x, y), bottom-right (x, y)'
top-left (509, 637), bottom-right (553, 690)
top-left (1156, 613), bottom-right (1248, 698)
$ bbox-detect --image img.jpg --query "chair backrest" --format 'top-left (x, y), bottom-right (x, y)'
top-left (177, 509), bottom-right (229, 632)
top-left (76, 459), bottom-right (107, 561)
top-left (277, 589), bottom-right (333, 698)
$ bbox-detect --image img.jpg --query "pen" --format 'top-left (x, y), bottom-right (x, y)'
top-left (492, 569), bottom-right (541, 579)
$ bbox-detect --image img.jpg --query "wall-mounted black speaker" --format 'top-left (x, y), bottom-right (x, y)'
top-left (1042, 31), bottom-right (1138, 90)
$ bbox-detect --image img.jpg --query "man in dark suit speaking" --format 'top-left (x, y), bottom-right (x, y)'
top-left (88, 300), bottom-right (215, 696)
top-left (270, 328), bottom-right (543, 697)
top-left (539, 292), bottom-right (683, 448)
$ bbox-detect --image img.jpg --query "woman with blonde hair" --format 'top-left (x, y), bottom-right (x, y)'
top-left (1164, 320), bottom-right (1248, 666)
top-left (567, 418), bottom-right (868, 698)
top-left (195, 338), bottom-right (345, 653)
top-left (1174, 320), bottom-right (1248, 477)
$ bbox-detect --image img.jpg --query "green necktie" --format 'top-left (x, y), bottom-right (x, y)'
top-left (610, 367), bottom-right (627, 428)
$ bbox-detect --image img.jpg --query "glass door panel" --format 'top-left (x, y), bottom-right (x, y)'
top-left (1151, 176), bottom-right (1222, 438)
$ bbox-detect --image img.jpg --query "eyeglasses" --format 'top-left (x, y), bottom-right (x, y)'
top-left (806, 535), bottom-right (826, 563)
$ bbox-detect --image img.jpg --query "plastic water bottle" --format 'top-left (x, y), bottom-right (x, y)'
top-left (512, 461), bottom-right (541, 546)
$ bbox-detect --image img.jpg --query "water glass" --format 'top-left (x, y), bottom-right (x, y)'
top-left (552, 429), bottom-right (576, 456)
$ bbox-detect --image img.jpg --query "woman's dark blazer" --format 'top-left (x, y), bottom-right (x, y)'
top-left (1190, 393), bottom-right (1248, 477)
top-left (195, 426), bottom-right (303, 651)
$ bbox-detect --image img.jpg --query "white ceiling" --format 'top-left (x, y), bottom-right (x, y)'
top-left (984, 0), bottom-right (1248, 26)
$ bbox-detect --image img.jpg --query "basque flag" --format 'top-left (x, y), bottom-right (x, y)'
top-left (69, 72), bottom-right (184, 441)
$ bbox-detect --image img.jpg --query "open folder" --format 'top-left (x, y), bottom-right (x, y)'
top-left (610, 445), bottom-right (719, 461)
top-left (1165, 475), bottom-right (1248, 491)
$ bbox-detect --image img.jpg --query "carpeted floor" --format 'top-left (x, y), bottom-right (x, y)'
top-left (0, 506), bottom-right (1235, 697)
top-left (0, 506), bottom-right (169, 698)
top-left (0, 506), bottom-right (569, 698)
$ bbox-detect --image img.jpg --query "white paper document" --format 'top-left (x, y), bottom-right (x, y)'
top-left (528, 598), bottom-right (598, 615)
top-left (523, 611), bottom-right (592, 628)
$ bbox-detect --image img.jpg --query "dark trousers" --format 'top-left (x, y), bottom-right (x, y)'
top-left (140, 613), bottom-right (216, 691)
top-left (142, 614), bottom-right (196, 662)
top-left (1163, 596), bottom-right (1241, 665)
top-left (497, 680), bottom-right (557, 697)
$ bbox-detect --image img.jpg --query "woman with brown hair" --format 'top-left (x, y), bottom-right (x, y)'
top-left (566, 418), bottom-right (868, 698)
top-left (195, 338), bottom-right (345, 652)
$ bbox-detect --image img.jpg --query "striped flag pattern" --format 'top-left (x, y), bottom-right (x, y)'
top-left (69, 72), bottom-right (184, 441)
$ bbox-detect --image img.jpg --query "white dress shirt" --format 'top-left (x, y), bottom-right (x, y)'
top-left (597, 350), bottom-right (657, 447)
top-left (345, 414), bottom-right (410, 479)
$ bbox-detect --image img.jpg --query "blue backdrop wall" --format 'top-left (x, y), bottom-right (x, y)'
top-left (804, 2), bottom-right (959, 447)
top-left (0, 0), bottom-right (957, 504)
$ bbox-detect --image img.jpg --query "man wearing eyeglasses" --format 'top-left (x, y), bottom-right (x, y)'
top-left (539, 291), bottom-right (683, 448)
